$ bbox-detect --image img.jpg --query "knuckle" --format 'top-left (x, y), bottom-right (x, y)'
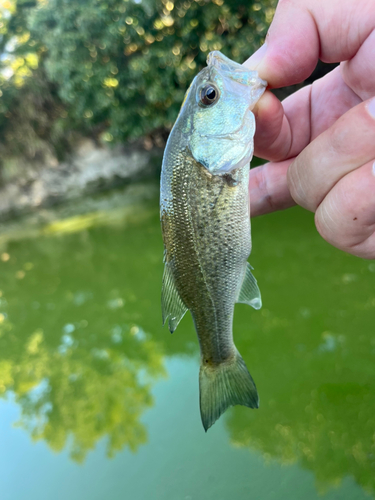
top-left (314, 208), bottom-right (334, 244)
top-left (286, 159), bottom-right (307, 206)
top-left (253, 164), bottom-right (277, 213)
top-left (328, 125), bottom-right (353, 157)
top-left (315, 200), bottom-right (375, 259)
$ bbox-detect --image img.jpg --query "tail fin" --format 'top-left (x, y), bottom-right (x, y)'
top-left (199, 350), bottom-right (258, 432)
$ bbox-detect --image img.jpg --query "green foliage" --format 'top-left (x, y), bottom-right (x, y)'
top-left (0, 0), bottom-right (70, 166)
top-left (0, 69), bottom-right (72, 167)
top-left (0, 0), bottom-right (275, 160)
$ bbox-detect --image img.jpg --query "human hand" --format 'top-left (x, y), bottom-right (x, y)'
top-left (245, 0), bottom-right (375, 259)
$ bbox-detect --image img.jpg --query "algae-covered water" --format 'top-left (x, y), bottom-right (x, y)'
top-left (0, 181), bottom-right (374, 500)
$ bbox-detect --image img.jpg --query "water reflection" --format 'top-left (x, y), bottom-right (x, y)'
top-left (0, 183), bottom-right (374, 496)
top-left (0, 186), bottom-right (168, 462)
top-left (6, 321), bottom-right (165, 462)
top-left (229, 208), bottom-right (375, 494)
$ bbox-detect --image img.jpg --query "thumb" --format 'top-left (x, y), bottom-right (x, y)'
top-left (244, 0), bottom-right (375, 89)
top-left (244, 0), bottom-right (318, 87)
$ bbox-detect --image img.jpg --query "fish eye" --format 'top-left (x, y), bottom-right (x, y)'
top-left (199, 84), bottom-right (219, 107)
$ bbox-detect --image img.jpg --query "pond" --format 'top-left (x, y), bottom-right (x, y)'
top-left (0, 181), bottom-right (374, 500)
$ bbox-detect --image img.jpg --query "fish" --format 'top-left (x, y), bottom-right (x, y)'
top-left (160, 51), bottom-right (267, 431)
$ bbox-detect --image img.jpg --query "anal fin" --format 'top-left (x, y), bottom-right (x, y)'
top-left (237, 262), bottom-right (262, 310)
top-left (161, 263), bottom-right (187, 333)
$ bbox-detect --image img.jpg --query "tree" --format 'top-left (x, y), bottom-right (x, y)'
top-left (0, 0), bottom-right (275, 164)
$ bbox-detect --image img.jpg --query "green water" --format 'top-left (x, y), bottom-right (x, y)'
top-left (0, 181), bottom-right (374, 500)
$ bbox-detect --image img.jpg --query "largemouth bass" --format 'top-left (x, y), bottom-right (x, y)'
top-left (160, 51), bottom-right (267, 431)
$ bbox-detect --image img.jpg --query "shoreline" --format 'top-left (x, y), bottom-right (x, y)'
top-left (0, 139), bottom-right (162, 221)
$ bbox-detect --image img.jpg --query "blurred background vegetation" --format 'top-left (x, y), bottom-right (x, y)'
top-left (0, 0), bottom-right (276, 171)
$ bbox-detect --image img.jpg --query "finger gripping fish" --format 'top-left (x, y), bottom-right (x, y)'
top-left (160, 51), bottom-right (267, 431)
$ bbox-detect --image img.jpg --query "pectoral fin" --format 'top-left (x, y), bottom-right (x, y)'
top-left (161, 263), bottom-right (187, 333)
top-left (237, 262), bottom-right (262, 310)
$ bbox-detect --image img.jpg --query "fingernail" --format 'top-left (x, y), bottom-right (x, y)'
top-left (244, 43), bottom-right (268, 69)
top-left (372, 161), bottom-right (375, 177)
top-left (367, 97), bottom-right (375, 119)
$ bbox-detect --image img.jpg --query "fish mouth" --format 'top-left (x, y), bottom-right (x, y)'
top-left (207, 51), bottom-right (267, 95)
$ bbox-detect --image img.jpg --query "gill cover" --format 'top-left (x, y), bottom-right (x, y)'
top-left (178, 51), bottom-right (267, 175)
